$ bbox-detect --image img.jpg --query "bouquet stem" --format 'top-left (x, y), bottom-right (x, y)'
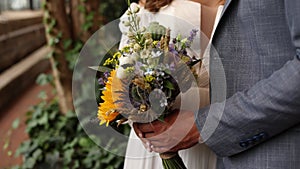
top-left (160, 152), bottom-right (187, 169)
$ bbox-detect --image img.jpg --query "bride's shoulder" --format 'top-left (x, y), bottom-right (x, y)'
top-left (169, 0), bottom-right (201, 8)
top-left (161, 0), bottom-right (201, 15)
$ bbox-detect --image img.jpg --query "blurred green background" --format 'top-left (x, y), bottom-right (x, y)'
top-left (0, 0), bottom-right (138, 168)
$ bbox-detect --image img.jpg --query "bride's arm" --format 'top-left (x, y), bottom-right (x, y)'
top-left (172, 87), bottom-right (210, 111)
top-left (172, 55), bottom-right (211, 110)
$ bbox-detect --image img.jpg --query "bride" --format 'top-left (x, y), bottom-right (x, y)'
top-left (120, 0), bottom-right (225, 168)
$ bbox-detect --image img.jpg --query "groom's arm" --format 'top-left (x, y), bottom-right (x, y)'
top-left (196, 0), bottom-right (300, 157)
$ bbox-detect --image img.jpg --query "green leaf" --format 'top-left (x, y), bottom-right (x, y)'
top-left (32, 148), bottom-right (42, 160)
top-left (57, 31), bottom-right (63, 39)
top-left (38, 113), bottom-right (48, 125)
top-left (164, 80), bottom-right (175, 90)
top-left (63, 138), bottom-right (78, 150)
top-left (86, 12), bottom-right (95, 21)
top-left (38, 91), bottom-right (47, 100)
top-left (24, 157), bottom-right (36, 168)
top-left (88, 66), bottom-right (112, 72)
top-left (12, 118), bottom-right (20, 129)
top-left (158, 115), bottom-right (165, 122)
top-left (82, 22), bottom-right (93, 31)
top-left (45, 151), bottom-right (60, 165)
top-left (78, 5), bottom-right (86, 13)
top-left (63, 39), bottom-right (72, 49)
top-left (3, 140), bottom-right (9, 150)
top-left (106, 166), bottom-right (114, 169)
top-left (15, 140), bottom-right (30, 156)
top-left (49, 111), bottom-right (57, 120)
top-left (46, 27), bottom-right (52, 34)
top-left (100, 153), bottom-right (116, 164)
top-left (79, 137), bottom-right (93, 148)
top-left (73, 160), bottom-right (80, 169)
top-left (36, 73), bottom-right (53, 85)
top-left (10, 166), bottom-right (20, 169)
top-left (48, 37), bottom-right (59, 46)
top-left (49, 19), bottom-right (57, 28)
top-left (26, 120), bottom-right (38, 133)
top-left (64, 148), bottom-right (74, 164)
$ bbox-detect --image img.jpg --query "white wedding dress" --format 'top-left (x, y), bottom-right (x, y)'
top-left (120, 1), bottom-right (224, 169)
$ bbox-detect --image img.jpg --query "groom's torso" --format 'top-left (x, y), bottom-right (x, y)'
top-left (212, 0), bottom-right (300, 168)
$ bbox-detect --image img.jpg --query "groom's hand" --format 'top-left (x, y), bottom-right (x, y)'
top-left (133, 110), bottom-right (201, 153)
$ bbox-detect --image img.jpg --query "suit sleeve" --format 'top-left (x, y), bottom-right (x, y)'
top-left (195, 0), bottom-right (300, 157)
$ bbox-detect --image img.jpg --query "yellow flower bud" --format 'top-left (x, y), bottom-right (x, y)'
top-left (145, 39), bottom-right (153, 46)
top-left (134, 44), bottom-right (141, 51)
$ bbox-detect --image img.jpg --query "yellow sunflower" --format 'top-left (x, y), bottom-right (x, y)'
top-left (97, 70), bottom-right (122, 126)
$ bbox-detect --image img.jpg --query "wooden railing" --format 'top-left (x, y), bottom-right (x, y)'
top-left (0, 10), bottom-right (46, 72)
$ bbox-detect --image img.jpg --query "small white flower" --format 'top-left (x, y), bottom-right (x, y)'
top-left (127, 32), bottom-right (135, 38)
top-left (119, 56), bottom-right (134, 66)
top-left (140, 27), bottom-right (146, 33)
top-left (130, 3), bottom-right (140, 13)
top-left (126, 10), bottom-right (132, 15)
top-left (144, 68), bottom-right (155, 75)
top-left (130, 52), bottom-right (139, 61)
top-left (159, 71), bottom-right (165, 76)
top-left (140, 49), bottom-right (150, 59)
top-left (116, 67), bottom-right (127, 79)
top-left (123, 21), bottom-right (131, 27)
top-left (151, 50), bottom-right (163, 58)
top-left (160, 98), bottom-right (168, 107)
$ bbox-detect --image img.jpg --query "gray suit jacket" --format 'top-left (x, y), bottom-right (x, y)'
top-left (195, 0), bottom-right (300, 168)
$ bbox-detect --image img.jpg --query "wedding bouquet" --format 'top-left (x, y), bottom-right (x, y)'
top-left (97, 2), bottom-right (200, 169)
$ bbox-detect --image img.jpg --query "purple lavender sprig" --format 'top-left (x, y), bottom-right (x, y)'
top-left (186, 29), bottom-right (198, 48)
top-left (98, 71), bottom-right (111, 86)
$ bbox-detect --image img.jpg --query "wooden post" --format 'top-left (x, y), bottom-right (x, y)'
top-left (44, 0), bottom-right (74, 114)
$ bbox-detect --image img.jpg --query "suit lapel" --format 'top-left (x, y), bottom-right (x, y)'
top-left (221, 0), bottom-right (234, 17)
top-left (211, 0), bottom-right (234, 41)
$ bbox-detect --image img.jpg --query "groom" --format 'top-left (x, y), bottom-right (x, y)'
top-left (134, 0), bottom-right (300, 168)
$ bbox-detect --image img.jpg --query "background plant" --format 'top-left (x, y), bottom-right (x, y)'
top-left (13, 71), bottom-right (130, 169)
top-left (11, 0), bottom-right (139, 168)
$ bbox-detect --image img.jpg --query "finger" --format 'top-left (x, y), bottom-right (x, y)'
top-left (146, 136), bottom-right (175, 148)
top-left (145, 132), bottom-right (171, 142)
top-left (133, 123), bottom-right (143, 138)
top-left (137, 136), bottom-right (153, 151)
top-left (140, 138), bottom-right (153, 152)
top-left (151, 146), bottom-right (170, 153)
top-left (149, 139), bottom-right (173, 148)
top-left (144, 132), bottom-right (158, 138)
top-left (137, 123), bottom-right (155, 133)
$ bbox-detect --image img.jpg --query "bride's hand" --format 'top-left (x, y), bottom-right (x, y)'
top-left (133, 110), bottom-right (202, 153)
